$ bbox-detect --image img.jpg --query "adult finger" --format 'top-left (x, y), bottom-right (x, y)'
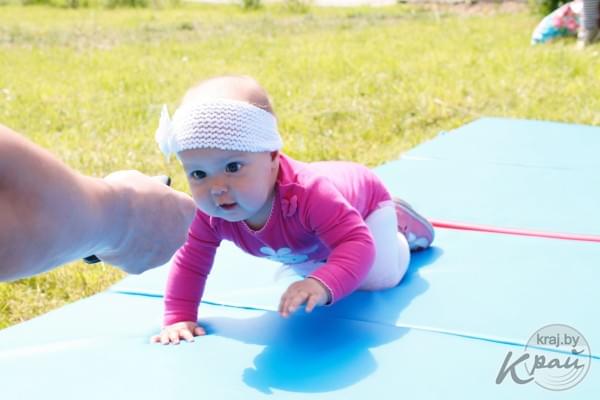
top-left (175, 190), bottom-right (197, 225)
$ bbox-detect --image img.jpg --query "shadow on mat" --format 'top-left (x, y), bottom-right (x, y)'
top-left (201, 246), bottom-right (442, 394)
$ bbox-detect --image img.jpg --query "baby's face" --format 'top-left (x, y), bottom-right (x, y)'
top-left (179, 147), bottom-right (278, 228)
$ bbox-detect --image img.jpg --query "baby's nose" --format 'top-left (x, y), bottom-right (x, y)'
top-left (210, 184), bottom-right (228, 196)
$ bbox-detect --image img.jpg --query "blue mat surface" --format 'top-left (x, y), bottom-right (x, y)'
top-left (376, 158), bottom-right (600, 235)
top-left (1, 117), bottom-right (598, 399)
top-left (376, 117), bottom-right (600, 235)
top-left (112, 229), bottom-right (600, 350)
top-left (1, 293), bottom-right (597, 399)
top-left (404, 117), bottom-right (600, 168)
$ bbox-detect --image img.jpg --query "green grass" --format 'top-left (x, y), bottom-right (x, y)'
top-left (1, 3), bottom-right (599, 329)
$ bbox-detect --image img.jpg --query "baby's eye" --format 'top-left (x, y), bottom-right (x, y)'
top-left (225, 162), bottom-right (242, 173)
top-left (190, 170), bottom-right (207, 180)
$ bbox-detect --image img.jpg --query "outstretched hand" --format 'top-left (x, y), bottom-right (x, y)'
top-left (279, 277), bottom-right (331, 318)
top-left (96, 170), bottom-right (196, 274)
top-left (151, 321), bottom-right (206, 345)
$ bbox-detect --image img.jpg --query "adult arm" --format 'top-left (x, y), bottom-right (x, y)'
top-left (0, 124), bottom-right (195, 281)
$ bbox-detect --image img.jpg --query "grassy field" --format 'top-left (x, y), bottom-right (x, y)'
top-left (1, 3), bottom-right (599, 329)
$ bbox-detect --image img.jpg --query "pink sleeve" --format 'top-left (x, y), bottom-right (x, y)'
top-left (300, 177), bottom-right (376, 304)
top-left (163, 212), bottom-right (221, 326)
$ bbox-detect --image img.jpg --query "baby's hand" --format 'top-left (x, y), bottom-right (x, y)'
top-left (150, 321), bottom-right (206, 345)
top-left (279, 277), bottom-right (331, 318)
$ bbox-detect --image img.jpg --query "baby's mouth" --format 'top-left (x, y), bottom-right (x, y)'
top-left (218, 202), bottom-right (237, 210)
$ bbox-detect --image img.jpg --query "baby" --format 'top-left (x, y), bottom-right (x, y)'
top-left (151, 75), bottom-right (434, 345)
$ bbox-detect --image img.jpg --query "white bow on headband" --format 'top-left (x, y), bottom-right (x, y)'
top-left (155, 105), bottom-right (179, 159)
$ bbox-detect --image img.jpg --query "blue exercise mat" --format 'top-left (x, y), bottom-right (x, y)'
top-left (112, 229), bottom-right (600, 350)
top-left (374, 117), bottom-right (600, 236)
top-left (404, 117), bottom-right (600, 169)
top-left (1, 294), bottom-right (597, 399)
top-left (377, 118), bottom-right (600, 236)
top-left (1, 117), bottom-right (598, 399)
top-left (376, 158), bottom-right (600, 235)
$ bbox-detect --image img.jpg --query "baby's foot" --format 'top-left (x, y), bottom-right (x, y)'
top-left (393, 197), bottom-right (434, 251)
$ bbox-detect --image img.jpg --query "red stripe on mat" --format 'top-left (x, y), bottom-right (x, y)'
top-left (430, 220), bottom-right (600, 243)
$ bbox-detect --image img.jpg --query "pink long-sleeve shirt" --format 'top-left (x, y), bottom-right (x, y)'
top-left (163, 153), bottom-right (392, 325)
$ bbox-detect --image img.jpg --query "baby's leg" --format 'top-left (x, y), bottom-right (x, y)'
top-left (359, 204), bottom-right (410, 291)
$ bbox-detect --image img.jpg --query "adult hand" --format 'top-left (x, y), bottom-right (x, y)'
top-left (278, 277), bottom-right (331, 318)
top-left (151, 321), bottom-right (206, 345)
top-left (95, 170), bottom-right (195, 274)
top-left (0, 125), bottom-right (197, 281)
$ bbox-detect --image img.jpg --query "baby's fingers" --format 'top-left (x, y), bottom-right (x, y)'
top-left (278, 293), bottom-right (288, 316)
top-left (285, 292), bottom-right (308, 317)
top-left (150, 334), bottom-right (161, 344)
top-left (181, 329), bottom-right (195, 343)
top-left (165, 330), bottom-right (178, 345)
top-left (305, 294), bottom-right (321, 313)
top-left (194, 326), bottom-right (207, 336)
top-left (278, 289), bottom-right (291, 316)
top-left (157, 330), bottom-right (172, 345)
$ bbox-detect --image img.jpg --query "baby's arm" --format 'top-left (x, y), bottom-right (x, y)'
top-left (152, 213), bottom-right (220, 345)
top-left (279, 177), bottom-right (376, 316)
top-left (307, 179), bottom-right (376, 302)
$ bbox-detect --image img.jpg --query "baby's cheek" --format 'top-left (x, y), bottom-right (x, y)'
top-left (237, 179), bottom-right (266, 203)
top-left (190, 190), bottom-right (211, 211)
top-left (250, 187), bottom-right (272, 209)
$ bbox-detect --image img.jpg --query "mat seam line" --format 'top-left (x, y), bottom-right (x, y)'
top-left (110, 290), bottom-right (599, 360)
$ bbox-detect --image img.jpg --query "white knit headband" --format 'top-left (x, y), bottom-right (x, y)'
top-left (155, 98), bottom-right (283, 158)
